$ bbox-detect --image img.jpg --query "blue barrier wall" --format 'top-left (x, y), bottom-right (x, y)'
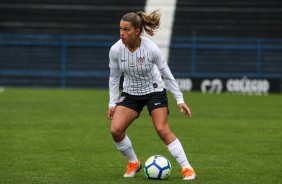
top-left (0, 34), bottom-right (281, 91)
top-left (0, 34), bottom-right (117, 88)
top-left (169, 36), bottom-right (282, 78)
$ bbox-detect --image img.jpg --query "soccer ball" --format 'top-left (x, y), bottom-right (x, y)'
top-left (144, 155), bottom-right (172, 180)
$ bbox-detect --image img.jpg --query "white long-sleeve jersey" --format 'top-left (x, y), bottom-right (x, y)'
top-left (109, 36), bottom-right (184, 108)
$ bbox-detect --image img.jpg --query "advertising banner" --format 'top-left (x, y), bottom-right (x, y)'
top-left (176, 77), bottom-right (280, 95)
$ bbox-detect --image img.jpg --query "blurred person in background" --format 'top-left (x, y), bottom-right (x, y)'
top-left (107, 9), bottom-right (197, 180)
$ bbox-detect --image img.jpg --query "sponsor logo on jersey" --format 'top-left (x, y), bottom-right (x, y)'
top-left (153, 83), bottom-right (158, 88)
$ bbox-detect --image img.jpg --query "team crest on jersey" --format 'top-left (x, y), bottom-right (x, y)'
top-left (136, 56), bottom-right (145, 65)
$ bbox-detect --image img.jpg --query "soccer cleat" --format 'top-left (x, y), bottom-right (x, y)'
top-left (181, 168), bottom-right (197, 180)
top-left (123, 160), bottom-right (142, 177)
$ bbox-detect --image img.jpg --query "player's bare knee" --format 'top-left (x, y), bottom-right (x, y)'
top-left (156, 128), bottom-right (170, 140)
top-left (110, 127), bottom-right (119, 137)
top-left (111, 127), bottom-right (124, 140)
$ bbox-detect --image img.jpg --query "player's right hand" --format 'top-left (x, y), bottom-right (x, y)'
top-left (107, 107), bottom-right (116, 120)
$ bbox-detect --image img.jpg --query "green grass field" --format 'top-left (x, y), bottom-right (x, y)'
top-left (0, 88), bottom-right (281, 184)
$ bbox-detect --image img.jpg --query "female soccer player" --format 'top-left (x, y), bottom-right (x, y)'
top-left (107, 10), bottom-right (196, 180)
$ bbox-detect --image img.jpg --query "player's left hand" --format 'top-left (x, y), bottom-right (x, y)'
top-left (178, 103), bottom-right (192, 118)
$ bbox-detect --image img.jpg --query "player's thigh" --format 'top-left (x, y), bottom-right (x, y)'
top-left (151, 107), bottom-right (176, 144)
top-left (111, 105), bottom-right (139, 132)
top-left (151, 107), bottom-right (169, 130)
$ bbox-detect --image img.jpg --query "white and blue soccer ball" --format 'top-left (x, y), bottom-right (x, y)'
top-left (144, 155), bottom-right (172, 180)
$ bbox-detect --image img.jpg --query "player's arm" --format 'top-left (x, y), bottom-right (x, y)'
top-left (108, 48), bottom-right (122, 120)
top-left (152, 45), bottom-right (191, 118)
top-left (109, 68), bottom-right (121, 108)
top-left (159, 65), bottom-right (192, 118)
top-left (108, 67), bottom-right (121, 119)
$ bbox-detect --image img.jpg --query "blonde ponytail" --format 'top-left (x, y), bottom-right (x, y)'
top-left (121, 10), bottom-right (161, 36)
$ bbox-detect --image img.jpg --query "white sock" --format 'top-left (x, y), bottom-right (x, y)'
top-left (114, 135), bottom-right (138, 163)
top-left (167, 138), bottom-right (193, 170)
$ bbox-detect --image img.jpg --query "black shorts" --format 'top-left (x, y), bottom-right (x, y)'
top-left (116, 89), bottom-right (169, 116)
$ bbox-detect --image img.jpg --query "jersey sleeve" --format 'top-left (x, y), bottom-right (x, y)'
top-left (109, 47), bottom-right (119, 69)
top-left (108, 47), bottom-right (122, 108)
top-left (152, 46), bottom-right (167, 70)
top-left (159, 65), bottom-right (185, 104)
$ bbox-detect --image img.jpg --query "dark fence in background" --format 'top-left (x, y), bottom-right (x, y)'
top-left (0, 0), bottom-right (146, 35)
top-left (174, 0), bottom-right (282, 38)
top-left (0, 33), bottom-right (281, 92)
top-left (169, 36), bottom-right (282, 78)
top-left (1, 1), bottom-right (281, 93)
top-left (1, 1), bottom-right (281, 38)
top-left (0, 34), bottom-right (116, 88)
